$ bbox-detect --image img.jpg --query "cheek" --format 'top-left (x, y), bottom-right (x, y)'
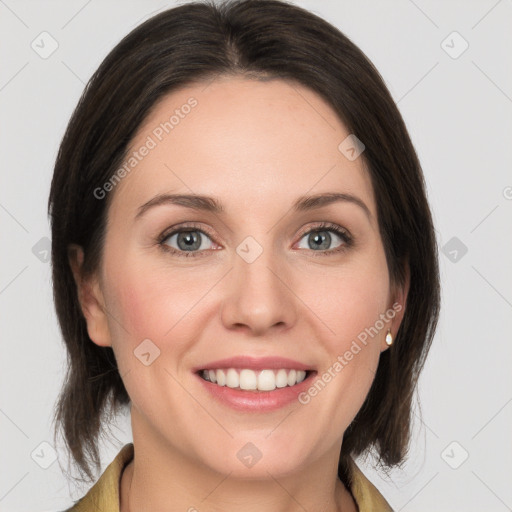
top-left (102, 260), bottom-right (206, 406)
top-left (316, 263), bottom-right (390, 349)
top-left (308, 258), bottom-right (390, 417)
top-left (103, 255), bottom-right (214, 360)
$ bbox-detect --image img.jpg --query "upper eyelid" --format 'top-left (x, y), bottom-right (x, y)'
top-left (159, 222), bottom-right (215, 242)
top-left (160, 221), bottom-right (350, 246)
top-left (296, 222), bottom-right (349, 237)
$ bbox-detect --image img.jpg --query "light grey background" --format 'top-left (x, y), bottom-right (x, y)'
top-left (1, 1), bottom-right (511, 510)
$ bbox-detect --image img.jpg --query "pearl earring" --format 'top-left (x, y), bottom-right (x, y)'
top-left (385, 329), bottom-right (393, 346)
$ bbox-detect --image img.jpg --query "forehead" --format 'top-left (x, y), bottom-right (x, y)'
top-left (109, 76), bottom-right (376, 220)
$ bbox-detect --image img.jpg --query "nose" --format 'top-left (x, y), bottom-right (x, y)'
top-left (220, 245), bottom-right (298, 337)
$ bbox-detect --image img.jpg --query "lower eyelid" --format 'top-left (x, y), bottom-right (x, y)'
top-left (159, 225), bottom-right (352, 256)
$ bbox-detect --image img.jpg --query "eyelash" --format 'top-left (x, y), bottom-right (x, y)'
top-left (157, 221), bottom-right (353, 258)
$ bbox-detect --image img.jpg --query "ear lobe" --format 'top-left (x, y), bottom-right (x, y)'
top-left (68, 244), bottom-right (112, 347)
top-left (381, 262), bottom-right (410, 352)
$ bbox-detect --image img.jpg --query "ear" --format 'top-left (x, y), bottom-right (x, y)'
top-left (68, 244), bottom-right (112, 347)
top-left (381, 262), bottom-right (410, 352)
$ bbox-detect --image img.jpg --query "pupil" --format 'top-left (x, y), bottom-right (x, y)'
top-left (310, 231), bottom-right (330, 250)
top-left (178, 231), bottom-right (200, 251)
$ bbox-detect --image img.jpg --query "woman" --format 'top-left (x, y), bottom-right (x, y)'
top-left (49, 0), bottom-right (440, 510)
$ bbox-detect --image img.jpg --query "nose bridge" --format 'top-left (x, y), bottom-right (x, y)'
top-left (221, 234), bottom-right (297, 335)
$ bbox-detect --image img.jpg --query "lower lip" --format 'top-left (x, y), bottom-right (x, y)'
top-left (195, 371), bottom-right (316, 412)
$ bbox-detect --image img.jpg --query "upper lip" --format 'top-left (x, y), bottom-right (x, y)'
top-left (193, 356), bottom-right (315, 372)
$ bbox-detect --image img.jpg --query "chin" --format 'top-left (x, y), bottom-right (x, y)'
top-left (196, 433), bottom-right (315, 480)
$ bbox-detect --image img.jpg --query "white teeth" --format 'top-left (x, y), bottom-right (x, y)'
top-left (216, 369), bottom-right (226, 386)
top-left (239, 369), bottom-right (257, 390)
top-left (226, 368), bottom-right (239, 388)
top-left (258, 369), bottom-right (276, 391)
top-left (287, 369), bottom-right (297, 386)
top-left (201, 368), bottom-right (309, 390)
top-left (275, 369), bottom-right (288, 388)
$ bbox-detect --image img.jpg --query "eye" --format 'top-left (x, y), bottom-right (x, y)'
top-left (158, 221), bottom-right (352, 258)
top-left (160, 225), bottom-right (218, 257)
top-left (295, 222), bottom-right (352, 255)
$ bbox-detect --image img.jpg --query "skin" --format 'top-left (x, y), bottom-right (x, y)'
top-left (70, 76), bottom-right (408, 512)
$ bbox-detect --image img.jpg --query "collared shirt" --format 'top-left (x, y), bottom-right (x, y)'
top-left (65, 443), bottom-right (393, 511)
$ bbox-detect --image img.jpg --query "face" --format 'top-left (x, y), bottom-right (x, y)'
top-left (74, 76), bottom-right (407, 479)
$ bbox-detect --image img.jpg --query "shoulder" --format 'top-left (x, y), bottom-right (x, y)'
top-left (64, 443), bottom-right (134, 512)
top-left (347, 458), bottom-right (394, 512)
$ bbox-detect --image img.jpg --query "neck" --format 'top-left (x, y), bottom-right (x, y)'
top-left (120, 412), bottom-right (357, 512)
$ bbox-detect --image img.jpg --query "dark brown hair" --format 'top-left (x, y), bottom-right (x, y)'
top-left (49, 0), bottom-right (440, 487)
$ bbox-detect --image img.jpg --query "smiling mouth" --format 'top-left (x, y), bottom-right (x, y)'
top-left (198, 368), bottom-right (314, 391)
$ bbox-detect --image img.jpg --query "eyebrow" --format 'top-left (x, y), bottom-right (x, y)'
top-left (135, 192), bottom-right (372, 221)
